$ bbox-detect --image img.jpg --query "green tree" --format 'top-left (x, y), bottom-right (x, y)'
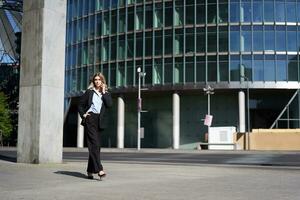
top-left (0, 92), bottom-right (12, 141)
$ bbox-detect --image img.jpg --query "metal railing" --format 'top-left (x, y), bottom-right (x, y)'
top-left (270, 89), bottom-right (300, 129)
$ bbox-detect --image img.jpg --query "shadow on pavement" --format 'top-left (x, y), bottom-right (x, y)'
top-left (0, 154), bottom-right (16, 162)
top-left (54, 171), bottom-right (88, 179)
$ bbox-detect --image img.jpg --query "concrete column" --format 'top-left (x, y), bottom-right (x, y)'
top-left (173, 92), bottom-right (180, 149)
top-left (117, 96), bottom-right (125, 148)
top-left (239, 91), bottom-right (246, 133)
top-left (77, 114), bottom-right (84, 148)
top-left (17, 0), bottom-right (66, 163)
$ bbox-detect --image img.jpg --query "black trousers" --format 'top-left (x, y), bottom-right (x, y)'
top-left (85, 113), bottom-right (103, 173)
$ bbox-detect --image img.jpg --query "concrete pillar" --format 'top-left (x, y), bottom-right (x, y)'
top-left (17, 0), bottom-right (66, 163)
top-left (117, 96), bottom-right (125, 148)
top-left (77, 114), bottom-right (84, 148)
top-left (173, 92), bottom-right (180, 149)
top-left (239, 91), bottom-right (246, 133)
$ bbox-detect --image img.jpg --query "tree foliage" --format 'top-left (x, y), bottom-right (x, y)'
top-left (0, 92), bottom-right (13, 140)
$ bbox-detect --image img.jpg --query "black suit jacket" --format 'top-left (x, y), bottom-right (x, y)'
top-left (78, 89), bottom-right (113, 129)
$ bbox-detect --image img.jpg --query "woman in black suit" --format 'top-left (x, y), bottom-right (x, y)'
top-left (78, 72), bottom-right (112, 180)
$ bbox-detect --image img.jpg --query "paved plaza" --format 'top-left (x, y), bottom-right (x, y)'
top-left (0, 153), bottom-right (300, 200)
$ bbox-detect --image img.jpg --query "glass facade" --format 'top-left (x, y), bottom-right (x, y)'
top-left (66, 0), bottom-right (300, 95)
top-left (64, 0), bottom-right (300, 148)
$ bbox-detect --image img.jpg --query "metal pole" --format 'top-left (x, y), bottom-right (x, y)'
top-left (246, 78), bottom-right (250, 150)
top-left (137, 70), bottom-right (141, 150)
top-left (208, 92), bottom-right (210, 115)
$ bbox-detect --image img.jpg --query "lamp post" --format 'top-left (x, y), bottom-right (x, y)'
top-left (241, 75), bottom-right (250, 150)
top-left (137, 67), bottom-right (146, 150)
top-left (203, 85), bottom-right (214, 144)
top-left (203, 85), bottom-right (214, 116)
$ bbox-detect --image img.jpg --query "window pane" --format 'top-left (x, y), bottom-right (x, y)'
top-left (175, 1), bottom-right (184, 26)
top-left (276, 56), bottom-right (287, 81)
top-left (185, 28), bottom-right (194, 54)
top-left (89, 16), bottom-right (95, 39)
top-left (111, 37), bottom-right (116, 60)
top-left (102, 38), bottom-right (109, 61)
top-left (230, 55), bottom-right (240, 81)
top-left (218, 3), bottom-right (228, 23)
top-left (154, 59), bottom-right (162, 84)
top-left (127, 61), bottom-right (133, 85)
top-left (118, 35), bottom-right (125, 60)
top-left (145, 60), bottom-right (152, 85)
top-left (287, 31), bottom-right (297, 51)
top-left (264, 59), bottom-right (275, 81)
top-left (230, 2), bottom-right (240, 22)
top-left (155, 30), bottom-right (162, 56)
top-left (196, 56), bottom-right (205, 82)
top-left (127, 34), bottom-right (134, 58)
top-left (119, 9), bottom-right (126, 33)
top-left (186, 4), bottom-right (194, 25)
top-left (230, 27), bottom-right (240, 52)
top-left (146, 5), bottom-right (153, 29)
top-left (241, 28), bottom-right (251, 51)
top-left (241, 55), bottom-right (252, 81)
top-left (175, 29), bottom-right (183, 54)
top-left (174, 58), bottom-right (183, 83)
top-left (128, 7), bottom-right (134, 31)
top-left (288, 60), bottom-right (298, 81)
top-left (219, 57), bottom-right (229, 81)
top-left (207, 27), bottom-right (217, 52)
top-left (103, 12), bottom-right (110, 35)
top-left (197, 27), bottom-right (205, 53)
top-left (164, 58), bottom-right (173, 83)
top-left (286, 2), bottom-right (297, 22)
top-left (264, 1), bottom-right (274, 22)
top-left (207, 4), bottom-right (217, 24)
top-left (165, 30), bottom-right (173, 55)
top-left (265, 26), bottom-right (275, 51)
top-left (136, 6), bottom-right (144, 30)
top-left (117, 62), bottom-right (125, 87)
top-left (253, 31), bottom-right (263, 51)
top-left (111, 10), bottom-right (117, 34)
top-left (88, 41), bottom-right (94, 64)
top-left (196, 4), bottom-right (205, 24)
top-left (96, 14), bottom-right (102, 36)
top-left (186, 59), bottom-right (194, 83)
top-left (241, 2), bottom-right (251, 22)
top-left (154, 3), bottom-right (163, 28)
top-left (276, 29), bottom-right (286, 51)
top-left (275, 1), bottom-right (285, 22)
top-left (110, 63), bottom-right (116, 87)
top-left (253, 59), bottom-right (264, 81)
top-left (219, 27), bottom-right (228, 52)
top-left (165, 2), bottom-right (173, 27)
top-left (95, 39), bottom-right (101, 63)
top-left (145, 32), bottom-right (153, 57)
top-left (253, 2), bottom-right (263, 22)
top-left (136, 33), bottom-right (143, 57)
top-left (208, 56), bottom-right (217, 81)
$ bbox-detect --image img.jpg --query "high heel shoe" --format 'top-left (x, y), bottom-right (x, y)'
top-left (98, 171), bottom-right (106, 180)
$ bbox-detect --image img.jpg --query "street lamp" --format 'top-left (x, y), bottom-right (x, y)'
top-left (203, 85), bottom-right (214, 116)
top-left (137, 67), bottom-right (146, 150)
top-left (241, 75), bottom-right (250, 150)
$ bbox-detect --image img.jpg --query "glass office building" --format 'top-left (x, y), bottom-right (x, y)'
top-left (65, 0), bottom-right (300, 148)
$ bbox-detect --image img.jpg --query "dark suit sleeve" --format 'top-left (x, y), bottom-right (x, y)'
top-left (102, 92), bottom-right (112, 108)
top-left (78, 90), bottom-right (89, 119)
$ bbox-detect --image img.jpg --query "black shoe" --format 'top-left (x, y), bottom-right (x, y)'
top-left (87, 173), bottom-right (93, 179)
